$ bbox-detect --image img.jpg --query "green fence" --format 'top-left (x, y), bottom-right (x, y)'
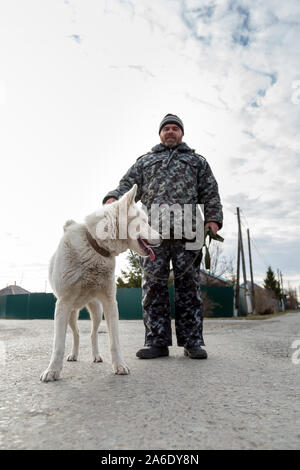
top-left (0, 286), bottom-right (234, 320)
top-left (202, 286), bottom-right (234, 318)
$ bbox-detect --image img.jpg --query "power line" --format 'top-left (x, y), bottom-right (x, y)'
top-left (251, 238), bottom-right (271, 268)
top-left (239, 209), bottom-right (271, 269)
top-left (239, 209), bottom-right (251, 229)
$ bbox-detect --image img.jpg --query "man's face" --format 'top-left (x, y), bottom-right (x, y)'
top-left (160, 124), bottom-right (183, 148)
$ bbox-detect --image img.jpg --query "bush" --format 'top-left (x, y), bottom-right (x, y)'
top-left (254, 286), bottom-right (279, 315)
top-left (202, 291), bottom-right (221, 317)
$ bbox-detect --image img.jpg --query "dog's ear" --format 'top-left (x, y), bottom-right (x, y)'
top-left (85, 209), bottom-right (117, 241)
top-left (120, 184), bottom-right (137, 210)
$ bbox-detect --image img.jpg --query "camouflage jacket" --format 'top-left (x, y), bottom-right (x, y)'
top-left (103, 142), bottom-right (223, 232)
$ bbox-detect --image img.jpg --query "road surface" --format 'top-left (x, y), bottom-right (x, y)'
top-left (0, 312), bottom-right (300, 450)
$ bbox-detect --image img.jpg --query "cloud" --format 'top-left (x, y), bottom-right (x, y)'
top-left (228, 157), bottom-right (247, 168)
top-left (246, 236), bottom-right (300, 277)
top-left (110, 64), bottom-right (155, 79)
top-left (183, 92), bottom-right (227, 110)
top-left (69, 34), bottom-right (82, 44)
top-left (0, 80), bottom-right (6, 105)
top-left (179, 2), bottom-right (213, 44)
top-left (117, 0), bottom-right (136, 16)
top-left (128, 65), bottom-right (155, 78)
top-left (1, 0), bottom-right (300, 290)
top-left (231, 4), bottom-right (251, 46)
top-left (223, 191), bottom-right (300, 245)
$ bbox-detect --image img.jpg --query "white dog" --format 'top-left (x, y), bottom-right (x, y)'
top-left (40, 185), bottom-right (160, 382)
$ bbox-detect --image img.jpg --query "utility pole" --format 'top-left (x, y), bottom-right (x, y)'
top-left (236, 208), bottom-right (251, 314)
top-left (277, 268), bottom-right (282, 311)
top-left (234, 229), bottom-right (241, 317)
top-left (280, 271), bottom-right (285, 311)
top-left (247, 228), bottom-right (255, 313)
top-left (280, 271), bottom-right (284, 296)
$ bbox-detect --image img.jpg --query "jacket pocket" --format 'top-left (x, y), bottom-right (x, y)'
top-left (178, 156), bottom-right (199, 187)
top-left (143, 155), bottom-right (164, 182)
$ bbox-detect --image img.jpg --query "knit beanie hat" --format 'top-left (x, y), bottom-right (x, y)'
top-left (159, 114), bottom-right (184, 135)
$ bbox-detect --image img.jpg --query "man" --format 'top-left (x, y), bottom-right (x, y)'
top-left (103, 114), bottom-right (223, 359)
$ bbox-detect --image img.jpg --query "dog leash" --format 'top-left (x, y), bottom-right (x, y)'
top-left (131, 227), bottom-right (224, 282)
top-left (203, 226), bottom-right (224, 271)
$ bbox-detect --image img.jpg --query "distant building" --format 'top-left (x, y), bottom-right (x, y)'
top-left (239, 281), bottom-right (281, 314)
top-left (199, 270), bottom-right (232, 287)
top-left (169, 268), bottom-right (232, 286)
top-left (0, 285), bottom-right (30, 296)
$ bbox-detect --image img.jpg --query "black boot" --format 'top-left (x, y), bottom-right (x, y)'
top-left (184, 346), bottom-right (207, 359)
top-left (136, 346), bottom-right (169, 359)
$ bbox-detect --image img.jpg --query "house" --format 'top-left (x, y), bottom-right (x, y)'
top-left (239, 281), bottom-right (281, 314)
top-left (199, 269), bottom-right (232, 286)
top-left (169, 268), bottom-right (232, 286)
top-left (0, 284), bottom-right (30, 296)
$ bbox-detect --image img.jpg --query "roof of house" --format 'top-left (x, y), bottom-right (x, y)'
top-left (156, 268), bottom-right (232, 285)
top-left (200, 269), bottom-right (232, 285)
top-left (240, 281), bottom-right (264, 290)
top-left (0, 285), bottom-right (30, 296)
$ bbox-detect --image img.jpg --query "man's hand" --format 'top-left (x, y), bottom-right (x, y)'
top-left (105, 198), bottom-right (117, 204)
top-left (205, 222), bottom-right (219, 236)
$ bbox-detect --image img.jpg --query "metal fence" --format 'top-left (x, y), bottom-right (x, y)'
top-left (0, 286), bottom-right (234, 320)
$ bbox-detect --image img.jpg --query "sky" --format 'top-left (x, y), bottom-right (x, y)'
top-left (0, 0), bottom-right (299, 294)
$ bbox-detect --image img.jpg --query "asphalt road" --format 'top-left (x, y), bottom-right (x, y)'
top-left (1, 312), bottom-right (300, 450)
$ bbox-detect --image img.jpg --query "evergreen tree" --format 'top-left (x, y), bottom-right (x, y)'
top-left (116, 251), bottom-right (173, 288)
top-left (116, 251), bottom-right (142, 288)
top-left (263, 266), bottom-right (281, 300)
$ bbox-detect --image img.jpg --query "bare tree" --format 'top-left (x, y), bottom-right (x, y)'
top-left (285, 287), bottom-right (298, 310)
top-left (200, 241), bottom-right (235, 286)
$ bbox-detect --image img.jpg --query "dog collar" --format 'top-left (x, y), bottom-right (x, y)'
top-left (85, 229), bottom-right (111, 258)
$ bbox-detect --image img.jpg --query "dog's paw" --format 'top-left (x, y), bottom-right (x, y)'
top-left (40, 369), bottom-right (60, 382)
top-left (67, 353), bottom-right (78, 361)
top-left (93, 354), bottom-right (103, 363)
top-left (112, 361), bottom-right (130, 375)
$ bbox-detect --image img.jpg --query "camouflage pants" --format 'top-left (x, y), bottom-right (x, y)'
top-left (140, 239), bottom-right (204, 348)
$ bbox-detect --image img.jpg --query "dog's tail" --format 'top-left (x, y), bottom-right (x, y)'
top-left (63, 219), bottom-right (76, 232)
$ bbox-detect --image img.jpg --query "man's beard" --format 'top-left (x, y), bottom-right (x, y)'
top-left (167, 143), bottom-right (177, 148)
top-left (164, 139), bottom-right (180, 148)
